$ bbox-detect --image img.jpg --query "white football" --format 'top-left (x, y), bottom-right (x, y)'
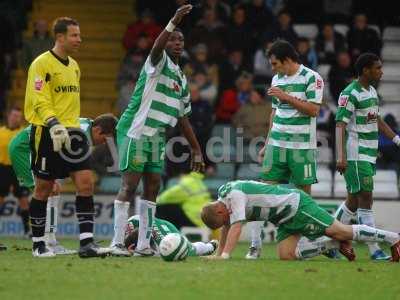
top-left (159, 233), bottom-right (189, 262)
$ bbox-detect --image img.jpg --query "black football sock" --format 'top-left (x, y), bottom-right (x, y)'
top-left (76, 196), bottom-right (95, 247)
top-left (29, 198), bottom-right (47, 249)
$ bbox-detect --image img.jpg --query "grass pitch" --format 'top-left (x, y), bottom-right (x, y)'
top-left (0, 238), bottom-right (399, 300)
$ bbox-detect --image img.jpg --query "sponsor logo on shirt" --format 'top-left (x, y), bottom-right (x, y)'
top-left (366, 111), bottom-right (378, 123)
top-left (34, 77), bottom-right (43, 91)
top-left (173, 82), bottom-right (180, 93)
top-left (54, 85), bottom-right (80, 93)
top-left (338, 95), bottom-right (348, 107)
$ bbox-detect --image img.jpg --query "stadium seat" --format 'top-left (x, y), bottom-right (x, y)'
top-left (379, 103), bottom-right (400, 123)
top-left (214, 163), bottom-right (236, 179)
top-left (317, 64), bottom-right (331, 81)
top-left (312, 166), bottom-right (333, 198)
top-left (293, 24), bottom-right (319, 40)
top-left (211, 124), bottom-right (237, 145)
top-left (317, 146), bottom-right (333, 165)
top-left (382, 63), bottom-right (400, 82)
top-left (383, 26), bottom-right (400, 41)
top-left (333, 172), bottom-right (347, 198)
top-left (181, 227), bottom-right (211, 242)
top-left (236, 163), bottom-right (261, 180)
top-left (333, 24), bottom-right (349, 37)
top-left (373, 170), bottom-right (399, 199)
top-left (378, 82), bottom-right (400, 102)
top-left (368, 25), bottom-right (381, 36)
top-left (203, 178), bottom-right (228, 196)
top-left (382, 43), bottom-right (400, 62)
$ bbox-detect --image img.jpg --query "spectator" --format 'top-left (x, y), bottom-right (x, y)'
top-left (232, 89), bottom-right (272, 143)
top-left (157, 172), bottom-right (212, 229)
top-left (378, 114), bottom-right (400, 170)
top-left (183, 43), bottom-right (219, 87)
top-left (328, 51), bottom-right (354, 102)
top-left (245, 0), bottom-right (275, 45)
top-left (188, 83), bottom-right (215, 172)
top-left (192, 71), bottom-right (218, 106)
top-left (198, 0), bottom-right (231, 23)
top-left (116, 49), bottom-right (146, 90)
top-left (122, 9), bottom-right (162, 52)
top-left (21, 19), bottom-right (54, 70)
top-left (218, 49), bottom-right (251, 91)
top-left (0, 15), bottom-right (17, 118)
top-left (296, 37), bottom-right (318, 70)
top-left (188, 8), bottom-right (226, 61)
top-left (315, 23), bottom-right (347, 65)
top-left (347, 13), bottom-right (382, 61)
top-left (262, 10), bottom-right (298, 45)
top-left (253, 40), bottom-right (274, 85)
top-left (216, 71), bottom-right (253, 123)
top-left (225, 5), bottom-right (253, 57)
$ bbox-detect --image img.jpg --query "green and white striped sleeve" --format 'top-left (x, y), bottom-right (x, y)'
top-left (305, 73), bottom-right (324, 104)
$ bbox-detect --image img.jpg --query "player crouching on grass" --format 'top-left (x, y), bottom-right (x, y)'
top-left (200, 180), bottom-right (400, 261)
top-left (124, 215), bottom-right (218, 258)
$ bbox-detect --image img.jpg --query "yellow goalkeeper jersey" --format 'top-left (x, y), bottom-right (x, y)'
top-left (24, 50), bottom-right (81, 127)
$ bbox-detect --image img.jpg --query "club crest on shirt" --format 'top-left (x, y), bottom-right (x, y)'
top-left (173, 82), bottom-right (180, 93)
top-left (338, 95), bottom-right (348, 107)
top-left (34, 77), bottom-right (43, 91)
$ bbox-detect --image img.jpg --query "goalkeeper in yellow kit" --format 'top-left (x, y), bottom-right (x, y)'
top-left (24, 17), bottom-right (110, 258)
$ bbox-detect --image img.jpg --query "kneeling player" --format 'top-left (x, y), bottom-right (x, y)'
top-left (8, 115), bottom-right (117, 255)
top-left (124, 215), bottom-right (218, 257)
top-left (201, 180), bottom-right (400, 261)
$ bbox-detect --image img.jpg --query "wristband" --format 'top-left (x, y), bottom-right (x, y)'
top-left (393, 135), bottom-right (400, 147)
top-left (221, 252), bottom-right (230, 259)
top-left (46, 117), bottom-right (60, 128)
top-left (165, 21), bottom-right (176, 33)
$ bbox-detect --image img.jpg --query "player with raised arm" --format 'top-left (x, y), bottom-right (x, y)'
top-left (9, 114), bottom-right (117, 254)
top-left (109, 4), bottom-right (204, 257)
top-left (124, 215), bottom-right (218, 258)
top-left (335, 53), bottom-right (400, 260)
top-left (247, 40), bottom-right (324, 259)
top-left (201, 180), bottom-right (400, 261)
top-left (24, 17), bottom-right (110, 257)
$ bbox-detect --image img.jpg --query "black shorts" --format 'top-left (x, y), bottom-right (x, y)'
top-left (30, 125), bottom-right (92, 180)
top-left (0, 165), bottom-right (30, 198)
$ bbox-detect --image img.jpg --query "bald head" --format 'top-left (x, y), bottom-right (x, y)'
top-left (201, 202), bottom-right (228, 230)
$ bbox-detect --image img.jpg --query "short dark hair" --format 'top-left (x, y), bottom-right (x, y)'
top-left (354, 53), bottom-right (380, 76)
top-left (267, 39), bottom-right (300, 63)
top-left (93, 113), bottom-right (118, 135)
top-left (53, 17), bottom-right (79, 35)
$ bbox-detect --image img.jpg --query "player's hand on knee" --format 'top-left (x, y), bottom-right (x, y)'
top-left (48, 120), bottom-right (71, 152)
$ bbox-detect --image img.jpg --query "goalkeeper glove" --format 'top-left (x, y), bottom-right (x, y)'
top-left (47, 118), bottom-right (71, 152)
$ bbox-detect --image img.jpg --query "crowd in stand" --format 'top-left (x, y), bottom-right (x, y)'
top-left (116, 0), bottom-right (399, 175)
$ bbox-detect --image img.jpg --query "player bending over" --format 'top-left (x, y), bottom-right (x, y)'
top-left (9, 115), bottom-right (117, 255)
top-left (201, 180), bottom-right (400, 261)
top-left (124, 215), bottom-right (218, 257)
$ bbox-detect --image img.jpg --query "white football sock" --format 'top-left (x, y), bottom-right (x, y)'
top-left (137, 199), bottom-right (156, 251)
top-left (111, 199), bottom-right (130, 246)
top-left (352, 224), bottom-right (399, 246)
top-left (45, 195), bottom-right (60, 246)
top-left (295, 236), bottom-right (339, 259)
top-left (334, 202), bottom-right (357, 225)
top-left (192, 242), bottom-right (215, 256)
top-left (249, 221), bottom-right (263, 248)
top-left (357, 209), bottom-right (381, 254)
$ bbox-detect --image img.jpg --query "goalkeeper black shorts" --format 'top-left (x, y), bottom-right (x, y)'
top-left (30, 125), bottom-right (92, 180)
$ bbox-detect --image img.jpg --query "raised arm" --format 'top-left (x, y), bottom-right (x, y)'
top-left (150, 5), bottom-right (192, 66)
